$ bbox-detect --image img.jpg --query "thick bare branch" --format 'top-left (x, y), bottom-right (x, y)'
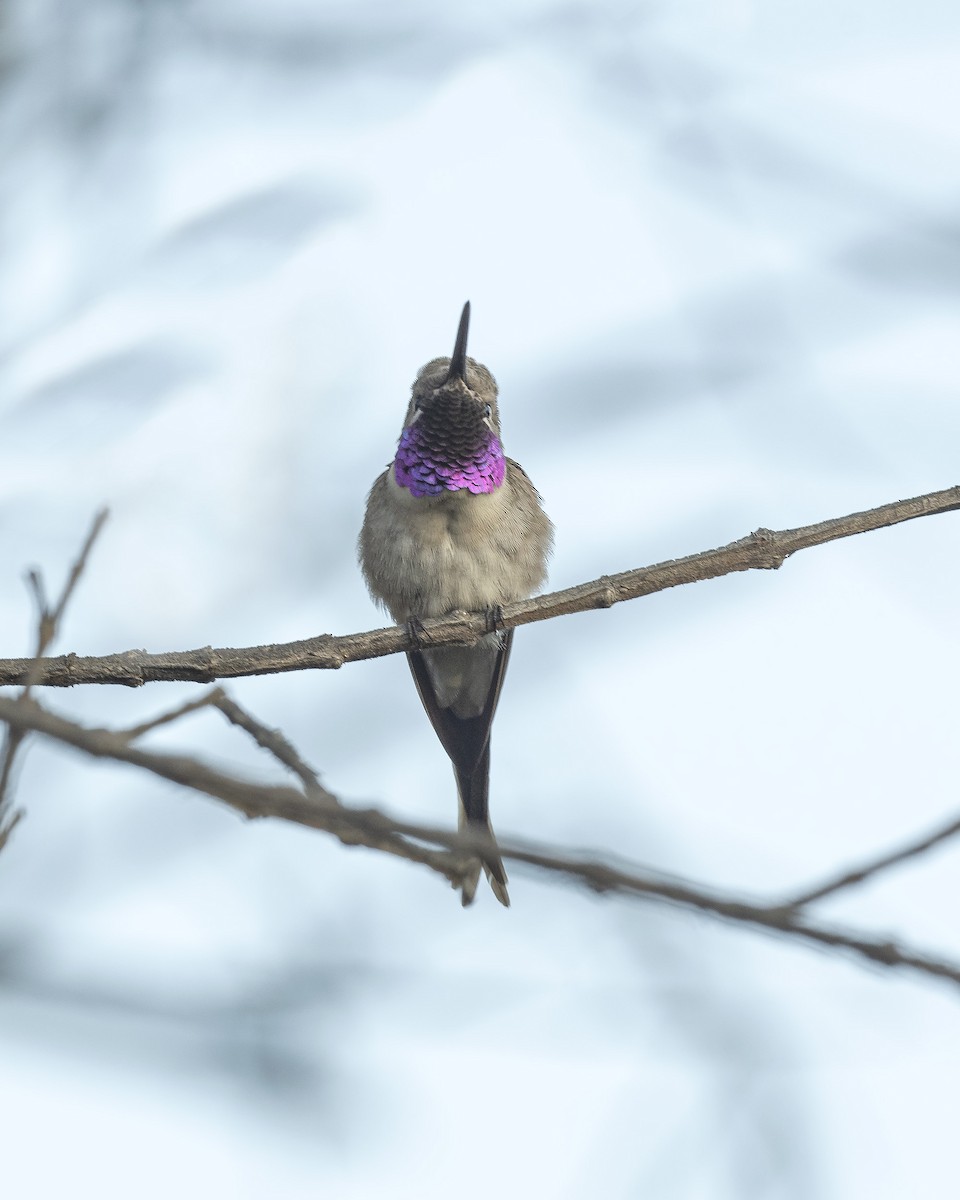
top-left (2, 693), bottom-right (960, 991)
top-left (0, 486), bottom-right (957, 688)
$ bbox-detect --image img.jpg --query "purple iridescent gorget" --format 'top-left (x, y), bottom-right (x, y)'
top-left (394, 423), bottom-right (506, 498)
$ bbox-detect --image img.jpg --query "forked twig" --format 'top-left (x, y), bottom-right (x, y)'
top-left (0, 509), bottom-right (109, 840)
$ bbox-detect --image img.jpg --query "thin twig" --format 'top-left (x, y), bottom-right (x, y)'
top-left (0, 808), bottom-right (24, 854)
top-left (0, 509), bottom-right (109, 837)
top-left (0, 486), bottom-right (958, 688)
top-left (46, 509), bottom-right (110, 641)
top-left (785, 808), bottom-right (960, 908)
top-left (118, 688), bottom-right (225, 741)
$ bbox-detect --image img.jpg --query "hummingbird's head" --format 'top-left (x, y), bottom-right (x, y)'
top-left (403, 301), bottom-right (501, 435)
top-left (393, 302), bottom-right (506, 498)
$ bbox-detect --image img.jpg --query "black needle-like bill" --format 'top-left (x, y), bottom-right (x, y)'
top-left (445, 300), bottom-right (470, 383)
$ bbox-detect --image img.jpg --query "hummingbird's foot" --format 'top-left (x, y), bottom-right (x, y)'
top-left (484, 605), bottom-right (506, 635)
top-left (405, 615), bottom-right (426, 650)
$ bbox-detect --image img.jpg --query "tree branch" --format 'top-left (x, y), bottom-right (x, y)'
top-left (0, 486), bottom-right (958, 688)
top-left (2, 692), bottom-right (960, 991)
top-left (0, 694), bottom-right (477, 889)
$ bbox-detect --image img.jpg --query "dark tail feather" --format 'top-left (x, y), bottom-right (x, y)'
top-left (455, 740), bottom-right (509, 908)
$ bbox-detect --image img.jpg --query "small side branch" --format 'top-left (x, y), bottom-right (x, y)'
top-left (784, 808), bottom-right (960, 908)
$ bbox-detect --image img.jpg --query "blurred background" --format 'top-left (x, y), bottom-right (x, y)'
top-left (1, 1), bottom-right (960, 1196)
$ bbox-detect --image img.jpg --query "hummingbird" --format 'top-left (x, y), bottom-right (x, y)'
top-left (359, 302), bottom-right (553, 906)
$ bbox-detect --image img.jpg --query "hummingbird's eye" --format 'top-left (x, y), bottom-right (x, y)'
top-left (483, 403), bottom-right (492, 420)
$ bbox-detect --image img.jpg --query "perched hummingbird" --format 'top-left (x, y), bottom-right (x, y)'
top-left (359, 302), bottom-right (553, 907)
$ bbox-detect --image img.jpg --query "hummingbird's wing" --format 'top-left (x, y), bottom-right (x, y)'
top-left (407, 630), bottom-right (513, 906)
